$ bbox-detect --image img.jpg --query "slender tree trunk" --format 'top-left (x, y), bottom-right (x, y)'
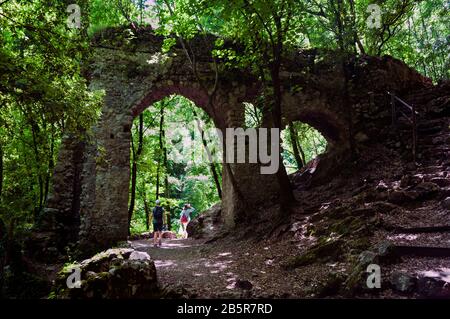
top-left (44, 134), bottom-right (55, 205)
top-left (288, 122), bottom-right (304, 170)
top-left (29, 121), bottom-right (44, 213)
top-left (270, 62), bottom-right (296, 206)
top-left (343, 60), bottom-right (357, 159)
top-left (0, 144), bottom-right (3, 200)
top-left (128, 114), bottom-right (144, 234)
top-left (193, 109), bottom-right (222, 199)
top-left (349, 0), bottom-right (365, 54)
top-left (143, 190), bottom-right (150, 231)
top-left (156, 104), bottom-right (165, 200)
top-left (5, 218), bottom-right (15, 265)
top-left (161, 107), bottom-right (171, 230)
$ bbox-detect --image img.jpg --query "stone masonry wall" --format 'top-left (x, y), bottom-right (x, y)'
top-left (43, 27), bottom-right (431, 255)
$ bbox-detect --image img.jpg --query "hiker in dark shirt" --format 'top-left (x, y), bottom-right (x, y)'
top-left (153, 200), bottom-right (164, 247)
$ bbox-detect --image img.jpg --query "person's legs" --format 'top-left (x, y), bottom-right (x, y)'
top-left (154, 222), bottom-right (163, 246)
top-left (158, 230), bottom-right (162, 246)
top-left (185, 221), bottom-right (190, 238)
top-left (181, 222), bottom-right (188, 239)
top-left (153, 229), bottom-right (158, 247)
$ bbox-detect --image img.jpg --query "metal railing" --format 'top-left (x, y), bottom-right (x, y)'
top-left (388, 91), bottom-right (418, 163)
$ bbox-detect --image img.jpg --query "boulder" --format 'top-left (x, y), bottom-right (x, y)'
top-left (162, 231), bottom-right (177, 239)
top-left (52, 248), bottom-right (159, 299)
top-left (387, 190), bottom-right (415, 204)
top-left (129, 232), bottom-right (151, 240)
top-left (129, 251), bottom-right (151, 261)
top-left (376, 241), bottom-right (400, 263)
top-left (282, 239), bottom-right (344, 269)
top-left (417, 275), bottom-right (450, 299)
top-left (430, 177), bottom-right (450, 188)
top-left (129, 231), bottom-right (177, 240)
top-left (390, 272), bottom-right (416, 293)
top-left (414, 182), bottom-right (441, 200)
top-left (186, 203), bottom-right (222, 239)
top-left (442, 197), bottom-right (450, 210)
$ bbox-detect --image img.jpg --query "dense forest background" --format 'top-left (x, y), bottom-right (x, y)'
top-left (0, 0), bottom-right (448, 239)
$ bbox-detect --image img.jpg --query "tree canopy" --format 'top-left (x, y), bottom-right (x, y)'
top-left (0, 0), bottom-right (448, 236)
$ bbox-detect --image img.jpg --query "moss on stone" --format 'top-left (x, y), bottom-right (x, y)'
top-left (283, 239), bottom-right (344, 269)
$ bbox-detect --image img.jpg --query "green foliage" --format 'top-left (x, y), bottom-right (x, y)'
top-left (129, 96), bottom-right (220, 234)
top-left (282, 122), bottom-right (327, 174)
top-left (0, 0), bottom-right (447, 240)
top-left (0, 0), bottom-right (102, 235)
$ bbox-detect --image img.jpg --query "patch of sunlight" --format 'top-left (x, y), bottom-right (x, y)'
top-left (265, 259), bottom-right (274, 266)
top-left (387, 234), bottom-right (419, 241)
top-left (420, 268), bottom-right (450, 282)
top-left (160, 240), bottom-right (196, 249)
top-left (154, 260), bottom-right (177, 268)
top-left (204, 260), bottom-right (233, 271)
top-left (226, 276), bottom-right (237, 290)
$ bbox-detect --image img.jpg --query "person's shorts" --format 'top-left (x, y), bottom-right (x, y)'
top-left (153, 222), bottom-right (163, 232)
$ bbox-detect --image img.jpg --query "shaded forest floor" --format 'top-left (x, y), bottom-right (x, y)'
top-left (130, 104), bottom-right (450, 298)
top-left (131, 238), bottom-right (309, 298)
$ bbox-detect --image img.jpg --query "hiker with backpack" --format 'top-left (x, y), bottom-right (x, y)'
top-left (152, 200), bottom-right (165, 247)
top-left (180, 203), bottom-right (195, 239)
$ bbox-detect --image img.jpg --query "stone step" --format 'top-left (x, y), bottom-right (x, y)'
top-left (389, 265), bottom-right (450, 298)
top-left (419, 135), bottom-right (450, 145)
top-left (419, 148), bottom-right (450, 155)
top-left (393, 245), bottom-right (450, 257)
top-left (419, 152), bottom-right (450, 160)
top-left (418, 126), bottom-right (443, 135)
top-left (429, 177), bottom-right (450, 187)
top-left (416, 165), bottom-right (446, 174)
top-left (441, 187), bottom-right (450, 198)
top-left (392, 225), bottom-right (450, 234)
top-left (418, 118), bottom-right (445, 127)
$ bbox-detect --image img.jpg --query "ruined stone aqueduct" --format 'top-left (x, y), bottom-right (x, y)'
top-left (40, 27), bottom-right (430, 254)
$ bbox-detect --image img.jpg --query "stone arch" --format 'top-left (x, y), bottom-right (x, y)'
top-left (42, 28), bottom-right (430, 255)
top-left (284, 108), bottom-right (348, 149)
top-left (131, 82), bottom-right (224, 128)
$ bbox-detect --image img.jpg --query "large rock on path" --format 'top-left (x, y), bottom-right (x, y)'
top-left (52, 248), bottom-right (159, 299)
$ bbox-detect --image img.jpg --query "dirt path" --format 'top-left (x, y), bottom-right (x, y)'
top-left (131, 238), bottom-right (239, 298)
top-left (130, 237), bottom-right (313, 298)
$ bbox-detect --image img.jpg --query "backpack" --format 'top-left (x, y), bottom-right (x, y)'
top-left (180, 212), bottom-right (188, 223)
top-left (153, 206), bottom-right (164, 222)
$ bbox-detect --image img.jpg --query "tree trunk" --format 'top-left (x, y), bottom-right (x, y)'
top-left (29, 121), bottom-right (44, 214)
top-left (270, 62), bottom-right (296, 207)
top-left (128, 114), bottom-right (144, 234)
top-left (193, 109), bottom-right (222, 199)
top-left (288, 122), bottom-right (304, 170)
top-left (156, 103), bottom-right (165, 200)
top-left (44, 134), bottom-right (55, 205)
top-left (161, 106), bottom-right (171, 230)
top-left (0, 144), bottom-right (3, 200)
top-left (143, 190), bottom-right (150, 231)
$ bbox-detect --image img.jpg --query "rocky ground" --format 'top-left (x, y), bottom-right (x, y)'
top-left (27, 81), bottom-right (448, 299)
top-left (125, 84), bottom-right (450, 299)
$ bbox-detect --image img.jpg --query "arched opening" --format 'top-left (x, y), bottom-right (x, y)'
top-left (128, 94), bottom-right (222, 237)
top-left (281, 121), bottom-right (328, 175)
